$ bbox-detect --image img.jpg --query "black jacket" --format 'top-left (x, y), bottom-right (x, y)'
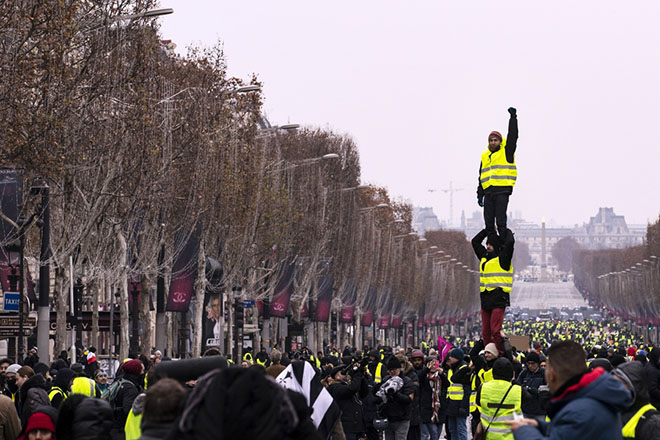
top-left (18, 374), bottom-right (50, 428)
top-left (374, 374), bottom-right (416, 422)
top-left (472, 228), bottom-right (515, 310)
top-left (404, 367), bottom-right (421, 426)
top-left (415, 366), bottom-right (435, 424)
top-left (619, 361), bottom-right (660, 440)
top-left (110, 373), bottom-right (141, 438)
top-left (516, 366), bottom-right (547, 416)
top-left (328, 372), bottom-right (368, 433)
top-left (645, 348), bottom-right (660, 408)
top-left (72, 397), bottom-right (114, 440)
top-left (477, 114), bottom-right (518, 197)
top-left (138, 420), bottom-right (175, 440)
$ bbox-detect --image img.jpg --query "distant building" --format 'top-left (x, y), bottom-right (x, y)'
top-left (463, 207), bottom-right (646, 266)
top-left (413, 207), bottom-right (441, 235)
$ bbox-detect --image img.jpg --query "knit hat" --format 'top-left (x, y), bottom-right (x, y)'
top-left (70, 363), bottom-right (84, 374)
top-left (448, 348), bottom-right (464, 361)
top-left (123, 359), bottom-right (143, 375)
top-left (87, 352), bottom-right (97, 363)
top-left (386, 356), bottom-right (402, 370)
top-left (492, 358), bottom-right (514, 381)
top-left (410, 350), bottom-right (425, 360)
top-left (25, 412), bottom-right (55, 434)
top-left (484, 343), bottom-right (499, 357)
top-left (627, 346), bottom-right (637, 357)
top-left (525, 352), bottom-right (540, 364)
top-left (488, 131), bottom-right (503, 141)
top-left (33, 362), bottom-right (49, 377)
top-left (486, 233), bottom-right (500, 249)
top-left (6, 364), bottom-right (20, 374)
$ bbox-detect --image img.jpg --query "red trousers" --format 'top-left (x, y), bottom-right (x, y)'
top-left (481, 308), bottom-right (505, 355)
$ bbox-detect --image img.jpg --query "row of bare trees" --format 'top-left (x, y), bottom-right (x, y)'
top-left (573, 216), bottom-right (660, 324)
top-left (0, 1), bottom-right (479, 360)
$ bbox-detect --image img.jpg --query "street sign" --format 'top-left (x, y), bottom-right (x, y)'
top-left (243, 300), bottom-right (255, 307)
top-left (0, 316), bottom-right (36, 328)
top-left (0, 328), bottom-right (31, 338)
top-left (3, 292), bottom-right (19, 312)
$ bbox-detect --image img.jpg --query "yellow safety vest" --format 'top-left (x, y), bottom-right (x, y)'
top-left (309, 355), bottom-right (321, 369)
top-left (478, 367), bottom-right (494, 384)
top-left (373, 363), bottom-right (384, 384)
top-left (256, 358), bottom-right (267, 367)
top-left (470, 373), bottom-right (479, 413)
top-left (447, 365), bottom-right (468, 401)
top-left (478, 380), bottom-right (522, 440)
top-left (622, 403), bottom-right (656, 439)
top-left (71, 377), bottom-right (96, 397)
top-left (243, 352), bottom-right (253, 362)
top-left (480, 141), bottom-right (517, 189)
top-left (480, 257), bottom-right (514, 293)
top-left (125, 409), bottom-right (142, 440)
top-left (48, 386), bottom-right (67, 405)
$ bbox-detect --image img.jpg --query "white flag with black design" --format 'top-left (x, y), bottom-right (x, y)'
top-left (276, 360), bottom-right (340, 439)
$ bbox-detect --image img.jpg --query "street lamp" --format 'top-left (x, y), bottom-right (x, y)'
top-left (234, 85), bottom-right (261, 93)
top-left (129, 282), bottom-right (140, 357)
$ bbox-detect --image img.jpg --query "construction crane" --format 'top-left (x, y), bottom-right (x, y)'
top-left (428, 181), bottom-right (465, 228)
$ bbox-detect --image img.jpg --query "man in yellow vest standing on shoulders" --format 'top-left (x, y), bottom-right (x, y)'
top-left (477, 107), bottom-right (518, 235)
top-left (472, 228), bottom-right (515, 356)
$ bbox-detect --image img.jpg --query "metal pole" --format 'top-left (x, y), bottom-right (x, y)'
top-left (18, 232), bottom-right (25, 363)
top-left (109, 290), bottom-right (115, 378)
top-left (37, 186), bottom-right (50, 363)
top-left (74, 280), bottom-right (83, 356)
top-left (130, 284), bottom-right (139, 356)
top-left (155, 244), bottom-right (166, 352)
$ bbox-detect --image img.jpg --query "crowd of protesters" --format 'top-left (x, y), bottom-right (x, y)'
top-left (0, 318), bottom-right (657, 440)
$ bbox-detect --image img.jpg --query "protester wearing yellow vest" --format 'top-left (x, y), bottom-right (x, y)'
top-left (477, 358), bottom-right (522, 440)
top-left (472, 229), bottom-right (515, 356)
top-left (446, 348), bottom-right (470, 440)
top-left (612, 361), bottom-right (660, 439)
top-left (477, 107), bottom-right (518, 235)
top-left (49, 368), bottom-right (75, 409)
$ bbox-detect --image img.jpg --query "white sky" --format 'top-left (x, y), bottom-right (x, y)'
top-left (159, 1), bottom-right (659, 227)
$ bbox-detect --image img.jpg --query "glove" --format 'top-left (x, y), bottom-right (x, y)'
top-left (508, 107), bottom-right (517, 116)
top-left (477, 195), bottom-right (484, 207)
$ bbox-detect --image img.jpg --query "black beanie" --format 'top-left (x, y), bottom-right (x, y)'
top-left (492, 358), bottom-right (514, 380)
top-left (387, 356), bottom-right (402, 370)
top-left (525, 352), bottom-right (540, 364)
top-left (487, 233), bottom-right (500, 248)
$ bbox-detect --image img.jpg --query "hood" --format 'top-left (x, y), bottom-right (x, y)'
top-left (649, 347), bottom-right (660, 367)
top-left (20, 373), bottom-right (48, 402)
top-left (53, 368), bottom-right (76, 391)
top-left (550, 368), bottom-right (632, 418)
top-left (616, 361), bottom-right (649, 406)
top-left (131, 393), bottom-right (146, 415)
top-left (72, 397), bottom-right (113, 440)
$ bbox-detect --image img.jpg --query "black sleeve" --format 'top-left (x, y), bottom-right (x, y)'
top-left (121, 384), bottom-right (138, 418)
top-left (646, 367), bottom-right (660, 404)
top-left (477, 162), bottom-right (484, 197)
top-left (472, 229), bottom-right (489, 261)
top-left (498, 229), bottom-right (515, 270)
top-left (505, 114), bottom-right (518, 163)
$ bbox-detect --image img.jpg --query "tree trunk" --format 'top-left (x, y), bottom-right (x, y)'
top-left (192, 238), bottom-right (206, 357)
top-left (139, 274), bottom-right (153, 355)
top-left (117, 230), bottom-right (130, 361)
top-left (55, 266), bottom-right (67, 356)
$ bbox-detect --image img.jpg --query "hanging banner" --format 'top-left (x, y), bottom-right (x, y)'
top-left (360, 286), bottom-right (377, 327)
top-left (391, 315), bottom-right (403, 329)
top-left (339, 280), bottom-right (357, 324)
top-left (166, 229), bottom-right (200, 312)
top-left (377, 313), bottom-right (391, 329)
top-left (269, 259), bottom-right (296, 318)
top-left (314, 272), bottom-right (334, 322)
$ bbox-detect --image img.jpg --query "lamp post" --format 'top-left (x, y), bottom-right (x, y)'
top-left (73, 279), bottom-right (84, 355)
top-left (33, 184), bottom-right (51, 364)
top-left (6, 241), bottom-right (21, 362)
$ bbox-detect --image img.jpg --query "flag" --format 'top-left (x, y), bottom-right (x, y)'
top-left (438, 336), bottom-right (453, 362)
top-left (276, 360), bottom-right (340, 439)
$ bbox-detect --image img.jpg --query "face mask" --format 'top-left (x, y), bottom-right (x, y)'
top-left (6, 378), bottom-right (15, 386)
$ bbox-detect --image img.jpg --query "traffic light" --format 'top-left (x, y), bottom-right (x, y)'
top-left (235, 300), bottom-right (244, 329)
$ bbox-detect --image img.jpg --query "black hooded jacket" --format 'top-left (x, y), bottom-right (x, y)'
top-left (618, 361), bottom-right (660, 440)
top-left (644, 347), bottom-right (660, 408)
top-left (18, 374), bottom-right (50, 428)
top-left (472, 228), bottom-right (515, 310)
top-left (50, 368), bottom-right (75, 409)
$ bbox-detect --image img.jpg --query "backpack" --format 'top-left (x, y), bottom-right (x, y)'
top-left (101, 378), bottom-right (128, 404)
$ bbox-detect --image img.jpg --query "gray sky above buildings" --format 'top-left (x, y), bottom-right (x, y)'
top-left (160, 1), bottom-right (659, 227)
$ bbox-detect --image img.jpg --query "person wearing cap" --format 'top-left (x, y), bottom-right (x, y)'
top-left (327, 361), bottom-right (368, 440)
top-left (612, 361), bottom-right (660, 439)
top-left (84, 348), bottom-right (99, 378)
top-left (476, 107), bottom-right (519, 235)
top-left (110, 359), bottom-right (143, 440)
top-left (445, 348), bottom-right (470, 440)
top-left (373, 355), bottom-right (416, 440)
top-left (21, 411), bottom-right (56, 440)
top-left (472, 227), bottom-right (515, 356)
top-left (49, 367), bottom-right (75, 409)
top-left (476, 358), bottom-right (522, 439)
top-left (4, 364), bottom-right (21, 402)
top-left (515, 352), bottom-right (547, 422)
top-left (95, 369), bottom-right (109, 394)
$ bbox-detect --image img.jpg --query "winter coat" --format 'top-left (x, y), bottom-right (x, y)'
top-left (110, 374), bottom-right (141, 439)
top-left (138, 420), bottom-right (175, 440)
top-left (328, 372), bottom-right (368, 433)
top-left (18, 374), bottom-right (50, 428)
top-left (374, 374), bottom-right (416, 422)
top-left (404, 365), bottom-right (421, 426)
top-left (71, 397), bottom-right (113, 440)
top-left (516, 366), bottom-right (547, 416)
top-left (644, 347), bottom-right (660, 408)
top-left (617, 361), bottom-right (660, 440)
top-left (0, 394), bottom-right (20, 440)
top-left (513, 368), bottom-right (633, 440)
top-left (415, 366), bottom-right (435, 424)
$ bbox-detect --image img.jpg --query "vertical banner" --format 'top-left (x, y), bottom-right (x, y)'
top-left (202, 257), bottom-right (223, 350)
top-left (314, 273), bottom-right (334, 322)
top-left (360, 286), bottom-right (377, 327)
top-left (339, 280), bottom-right (357, 324)
top-left (166, 229), bottom-right (200, 312)
top-left (269, 259), bottom-right (296, 318)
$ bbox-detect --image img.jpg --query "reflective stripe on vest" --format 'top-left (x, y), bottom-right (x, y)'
top-left (374, 363), bottom-right (383, 383)
top-left (447, 365), bottom-right (468, 401)
top-left (480, 257), bottom-right (514, 293)
top-left (469, 373), bottom-right (479, 412)
top-left (478, 380), bottom-right (522, 440)
top-left (243, 353), bottom-right (253, 362)
top-left (622, 403), bottom-right (656, 439)
top-left (256, 358), bottom-right (267, 367)
top-left (480, 142), bottom-right (517, 189)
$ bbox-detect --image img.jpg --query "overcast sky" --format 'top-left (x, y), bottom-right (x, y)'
top-left (159, 1), bottom-right (659, 227)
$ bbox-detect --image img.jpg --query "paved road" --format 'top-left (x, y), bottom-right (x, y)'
top-left (510, 282), bottom-right (588, 310)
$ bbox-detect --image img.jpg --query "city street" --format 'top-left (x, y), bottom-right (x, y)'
top-left (510, 281), bottom-right (588, 310)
